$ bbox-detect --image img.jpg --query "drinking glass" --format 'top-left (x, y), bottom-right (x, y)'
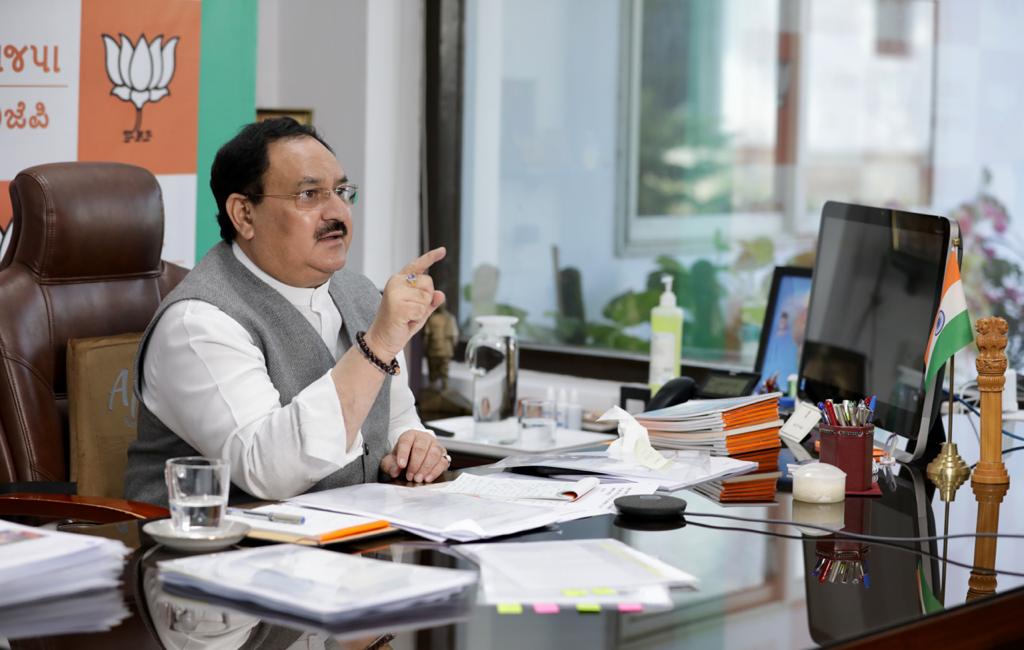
top-left (519, 398), bottom-right (556, 448)
top-left (165, 457), bottom-right (230, 533)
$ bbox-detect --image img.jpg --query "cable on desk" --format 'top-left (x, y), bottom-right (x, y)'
top-left (684, 510), bottom-right (1024, 545)
top-left (684, 520), bottom-right (1024, 579)
top-left (969, 444), bottom-right (1024, 470)
top-left (953, 395), bottom-right (1024, 442)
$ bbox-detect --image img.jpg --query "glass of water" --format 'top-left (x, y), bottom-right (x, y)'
top-left (165, 457), bottom-right (230, 533)
top-left (519, 398), bottom-right (556, 448)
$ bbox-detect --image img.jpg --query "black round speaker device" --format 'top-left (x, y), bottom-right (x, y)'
top-left (614, 494), bottom-right (687, 520)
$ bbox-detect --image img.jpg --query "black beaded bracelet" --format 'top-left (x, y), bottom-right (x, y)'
top-left (355, 331), bottom-right (401, 376)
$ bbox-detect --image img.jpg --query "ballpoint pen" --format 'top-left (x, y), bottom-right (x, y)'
top-left (227, 508), bottom-right (306, 525)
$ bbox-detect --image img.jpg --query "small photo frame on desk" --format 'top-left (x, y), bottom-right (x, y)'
top-left (754, 266), bottom-right (812, 394)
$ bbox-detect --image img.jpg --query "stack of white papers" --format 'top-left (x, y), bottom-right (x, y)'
top-left (494, 450), bottom-right (757, 491)
top-left (289, 483), bottom-right (569, 542)
top-left (430, 472), bottom-right (661, 523)
top-left (458, 538), bottom-right (697, 608)
top-left (158, 544), bottom-right (478, 625)
top-left (0, 588), bottom-right (129, 640)
top-left (0, 520), bottom-right (130, 608)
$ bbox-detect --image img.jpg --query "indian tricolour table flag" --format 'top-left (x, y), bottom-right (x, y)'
top-left (923, 249), bottom-right (974, 390)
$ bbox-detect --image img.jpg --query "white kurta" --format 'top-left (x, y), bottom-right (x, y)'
top-left (141, 244), bottom-right (428, 500)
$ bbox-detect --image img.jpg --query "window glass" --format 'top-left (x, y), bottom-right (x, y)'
top-left (460, 0), bottom-right (937, 367)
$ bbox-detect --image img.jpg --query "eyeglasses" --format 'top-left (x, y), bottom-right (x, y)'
top-left (249, 184), bottom-right (359, 210)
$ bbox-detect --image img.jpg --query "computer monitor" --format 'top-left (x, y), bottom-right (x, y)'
top-left (800, 201), bottom-right (951, 462)
top-left (754, 266), bottom-right (812, 393)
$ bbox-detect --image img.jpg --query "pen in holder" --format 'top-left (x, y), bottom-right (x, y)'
top-left (818, 424), bottom-right (873, 493)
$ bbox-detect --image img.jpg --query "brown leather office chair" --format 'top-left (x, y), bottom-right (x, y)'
top-left (0, 162), bottom-right (187, 522)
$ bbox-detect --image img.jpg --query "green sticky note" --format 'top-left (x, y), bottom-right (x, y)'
top-left (576, 603), bottom-right (601, 614)
top-left (591, 587), bottom-right (617, 595)
top-left (497, 603), bottom-right (523, 615)
top-left (562, 588), bottom-right (588, 597)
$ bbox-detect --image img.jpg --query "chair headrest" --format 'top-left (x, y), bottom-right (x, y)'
top-left (9, 162), bottom-right (165, 281)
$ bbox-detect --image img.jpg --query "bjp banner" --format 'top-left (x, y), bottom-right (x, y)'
top-left (0, 0), bottom-right (200, 266)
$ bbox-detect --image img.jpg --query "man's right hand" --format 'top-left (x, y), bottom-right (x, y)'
top-left (364, 247), bottom-right (447, 361)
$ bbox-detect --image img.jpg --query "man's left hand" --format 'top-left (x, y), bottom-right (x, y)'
top-left (380, 430), bottom-right (450, 483)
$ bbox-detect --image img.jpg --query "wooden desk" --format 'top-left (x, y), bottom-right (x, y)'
top-left (6, 432), bottom-right (1024, 648)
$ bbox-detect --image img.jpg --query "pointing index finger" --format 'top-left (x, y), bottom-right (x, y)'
top-left (401, 247), bottom-right (447, 276)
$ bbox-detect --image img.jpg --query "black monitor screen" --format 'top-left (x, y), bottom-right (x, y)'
top-left (800, 202), bottom-right (950, 439)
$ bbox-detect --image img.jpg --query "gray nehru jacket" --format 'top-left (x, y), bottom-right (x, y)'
top-left (123, 242), bottom-right (391, 507)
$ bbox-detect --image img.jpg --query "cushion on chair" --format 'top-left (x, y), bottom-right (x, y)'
top-left (67, 333), bottom-right (144, 499)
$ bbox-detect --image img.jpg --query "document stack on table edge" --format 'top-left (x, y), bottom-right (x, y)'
top-left (158, 544), bottom-right (478, 625)
top-left (0, 520), bottom-right (130, 609)
top-left (288, 482), bottom-right (569, 542)
top-left (457, 538), bottom-right (697, 609)
top-left (0, 587), bottom-right (129, 640)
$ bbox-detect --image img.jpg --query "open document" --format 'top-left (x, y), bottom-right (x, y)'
top-left (427, 472), bottom-right (660, 523)
top-left (437, 473), bottom-right (602, 501)
top-left (158, 544), bottom-right (478, 625)
top-left (224, 504), bottom-right (393, 545)
top-left (289, 483), bottom-right (567, 542)
top-left (493, 450), bottom-right (757, 491)
top-left (458, 538), bottom-right (697, 608)
top-left (0, 520), bottom-right (130, 608)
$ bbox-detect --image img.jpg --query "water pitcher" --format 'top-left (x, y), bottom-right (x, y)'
top-left (465, 315), bottom-right (519, 444)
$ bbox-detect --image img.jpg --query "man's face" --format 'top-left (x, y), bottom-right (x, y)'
top-left (242, 136), bottom-right (353, 287)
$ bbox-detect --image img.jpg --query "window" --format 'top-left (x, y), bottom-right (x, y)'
top-left (453, 0), bottom-right (936, 369)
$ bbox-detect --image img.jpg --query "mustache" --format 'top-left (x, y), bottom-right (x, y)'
top-left (315, 220), bottom-right (348, 239)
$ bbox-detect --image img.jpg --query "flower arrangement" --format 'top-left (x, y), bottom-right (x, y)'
top-left (953, 169), bottom-right (1024, 368)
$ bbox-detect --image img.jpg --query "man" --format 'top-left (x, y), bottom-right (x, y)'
top-left (124, 118), bottom-right (449, 506)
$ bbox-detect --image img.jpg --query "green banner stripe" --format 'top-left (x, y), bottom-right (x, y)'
top-left (924, 311), bottom-right (974, 389)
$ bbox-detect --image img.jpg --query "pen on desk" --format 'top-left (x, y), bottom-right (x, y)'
top-left (227, 508), bottom-right (305, 525)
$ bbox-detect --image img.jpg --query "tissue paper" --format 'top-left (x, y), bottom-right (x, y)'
top-left (598, 406), bottom-right (671, 470)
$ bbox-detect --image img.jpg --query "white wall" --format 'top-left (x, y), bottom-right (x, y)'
top-left (256, 0), bottom-right (421, 287)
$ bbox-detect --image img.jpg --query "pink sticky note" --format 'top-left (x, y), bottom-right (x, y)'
top-left (533, 603), bottom-right (560, 614)
top-left (618, 603), bottom-right (644, 613)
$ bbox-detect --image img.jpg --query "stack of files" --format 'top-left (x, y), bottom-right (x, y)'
top-left (0, 588), bottom-right (129, 640)
top-left (224, 504), bottom-right (396, 545)
top-left (151, 572), bottom-right (472, 645)
top-left (457, 538), bottom-right (697, 610)
top-left (158, 544), bottom-right (478, 625)
top-left (431, 472), bottom-right (661, 523)
top-left (0, 519), bottom-right (130, 608)
top-left (495, 450), bottom-right (757, 491)
top-left (692, 447), bottom-right (781, 503)
top-left (289, 483), bottom-right (569, 542)
top-left (636, 393), bottom-right (783, 456)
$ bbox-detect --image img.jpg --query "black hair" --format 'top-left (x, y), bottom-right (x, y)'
top-left (209, 117), bottom-right (334, 242)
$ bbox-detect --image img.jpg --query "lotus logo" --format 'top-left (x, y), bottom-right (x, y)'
top-left (101, 34), bottom-right (179, 143)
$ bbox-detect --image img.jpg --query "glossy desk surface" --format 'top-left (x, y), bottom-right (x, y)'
top-left (6, 416), bottom-right (1024, 649)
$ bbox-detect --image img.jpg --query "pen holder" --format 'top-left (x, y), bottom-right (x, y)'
top-left (818, 424), bottom-right (873, 493)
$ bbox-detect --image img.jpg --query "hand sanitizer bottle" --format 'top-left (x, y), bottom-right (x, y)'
top-left (649, 275), bottom-right (683, 395)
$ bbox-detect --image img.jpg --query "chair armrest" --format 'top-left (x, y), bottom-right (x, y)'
top-left (0, 493), bottom-right (168, 523)
top-left (0, 481), bottom-right (77, 495)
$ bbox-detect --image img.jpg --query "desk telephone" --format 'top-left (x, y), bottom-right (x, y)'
top-left (647, 370), bottom-right (760, 411)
